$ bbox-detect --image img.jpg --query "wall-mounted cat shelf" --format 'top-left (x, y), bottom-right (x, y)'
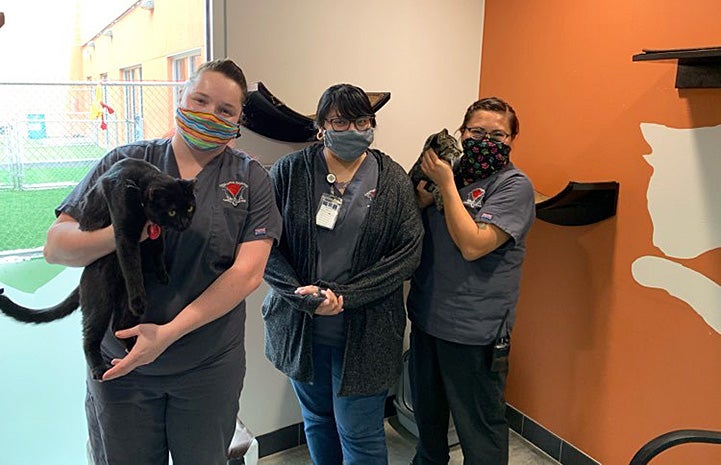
top-left (632, 46), bottom-right (721, 88)
top-left (242, 81), bottom-right (391, 143)
top-left (534, 181), bottom-right (619, 226)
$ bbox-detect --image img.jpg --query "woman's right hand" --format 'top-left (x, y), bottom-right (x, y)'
top-left (295, 285), bottom-right (344, 316)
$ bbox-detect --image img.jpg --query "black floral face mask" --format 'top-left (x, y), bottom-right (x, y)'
top-left (456, 137), bottom-right (511, 187)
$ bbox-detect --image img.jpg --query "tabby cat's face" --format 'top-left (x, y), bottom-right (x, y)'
top-left (429, 129), bottom-right (463, 169)
top-left (144, 179), bottom-right (196, 231)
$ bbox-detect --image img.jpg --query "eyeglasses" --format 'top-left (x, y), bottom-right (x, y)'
top-left (325, 116), bottom-right (374, 131)
top-left (464, 127), bottom-right (510, 142)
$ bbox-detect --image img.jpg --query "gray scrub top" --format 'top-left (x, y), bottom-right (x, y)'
top-left (57, 139), bottom-right (282, 375)
top-left (312, 150), bottom-right (378, 347)
top-left (407, 164), bottom-right (535, 345)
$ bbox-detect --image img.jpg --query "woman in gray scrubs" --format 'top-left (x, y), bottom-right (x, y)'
top-left (263, 83), bottom-right (423, 465)
top-left (43, 59), bottom-right (281, 465)
top-left (407, 97), bottom-right (535, 465)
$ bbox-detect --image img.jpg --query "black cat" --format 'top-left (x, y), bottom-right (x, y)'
top-left (408, 128), bottom-right (462, 210)
top-left (0, 157), bottom-right (196, 379)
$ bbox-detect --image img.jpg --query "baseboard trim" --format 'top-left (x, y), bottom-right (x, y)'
top-left (256, 423), bottom-right (305, 458)
top-left (507, 404), bottom-right (601, 465)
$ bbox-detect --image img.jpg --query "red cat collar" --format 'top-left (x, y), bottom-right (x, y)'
top-left (148, 224), bottom-right (161, 240)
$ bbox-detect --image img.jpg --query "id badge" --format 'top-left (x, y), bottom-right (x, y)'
top-left (316, 193), bottom-right (343, 230)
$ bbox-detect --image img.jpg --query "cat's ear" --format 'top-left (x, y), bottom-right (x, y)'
top-left (441, 128), bottom-right (449, 136)
top-left (182, 179), bottom-right (197, 194)
top-left (425, 132), bottom-right (437, 147)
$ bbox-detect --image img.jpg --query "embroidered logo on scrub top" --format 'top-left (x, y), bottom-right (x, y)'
top-left (462, 187), bottom-right (485, 209)
top-left (219, 181), bottom-right (248, 206)
top-left (364, 188), bottom-right (376, 206)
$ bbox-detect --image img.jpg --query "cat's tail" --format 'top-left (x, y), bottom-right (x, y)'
top-left (0, 286), bottom-right (80, 323)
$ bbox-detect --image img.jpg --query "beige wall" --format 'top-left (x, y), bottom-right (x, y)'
top-left (211, 0), bottom-right (486, 436)
top-left (214, 0), bottom-right (484, 171)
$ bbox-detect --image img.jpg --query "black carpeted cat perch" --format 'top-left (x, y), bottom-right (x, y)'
top-left (242, 81), bottom-right (391, 143)
top-left (534, 181), bottom-right (619, 226)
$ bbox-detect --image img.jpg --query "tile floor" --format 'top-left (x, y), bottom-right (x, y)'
top-left (258, 416), bottom-right (559, 465)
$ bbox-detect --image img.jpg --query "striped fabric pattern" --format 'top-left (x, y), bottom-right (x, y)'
top-left (175, 107), bottom-right (239, 151)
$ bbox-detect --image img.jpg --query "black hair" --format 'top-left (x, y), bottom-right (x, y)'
top-left (314, 84), bottom-right (376, 130)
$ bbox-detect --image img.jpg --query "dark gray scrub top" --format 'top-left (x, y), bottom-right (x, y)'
top-left (312, 150), bottom-right (378, 347)
top-left (407, 164), bottom-right (535, 345)
top-left (57, 139), bottom-right (282, 375)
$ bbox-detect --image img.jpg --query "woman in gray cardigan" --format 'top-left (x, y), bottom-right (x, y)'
top-left (262, 84), bottom-right (423, 465)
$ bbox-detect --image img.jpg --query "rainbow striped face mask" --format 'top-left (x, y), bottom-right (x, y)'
top-left (175, 107), bottom-right (240, 152)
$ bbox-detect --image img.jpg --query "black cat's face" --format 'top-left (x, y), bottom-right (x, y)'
top-left (144, 179), bottom-right (196, 230)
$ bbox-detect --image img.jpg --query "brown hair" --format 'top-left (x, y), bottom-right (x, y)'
top-left (459, 97), bottom-right (519, 138)
top-left (186, 58), bottom-right (248, 105)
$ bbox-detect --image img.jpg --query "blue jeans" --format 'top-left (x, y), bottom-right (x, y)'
top-left (290, 343), bottom-right (388, 465)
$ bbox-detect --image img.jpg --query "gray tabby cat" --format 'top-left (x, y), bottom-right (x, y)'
top-left (408, 128), bottom-right (462, 210)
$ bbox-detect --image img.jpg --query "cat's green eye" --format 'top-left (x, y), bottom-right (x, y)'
top-left (168, 210), bottom-right (176, 217)
top-left (187, 206), bottom-right (194, 213)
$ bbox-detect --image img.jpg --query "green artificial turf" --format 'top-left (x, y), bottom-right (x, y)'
top-left (0, 187), bottom-right (74, 251)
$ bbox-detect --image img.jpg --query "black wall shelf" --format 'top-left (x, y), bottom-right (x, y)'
top-left (535, 181), bottom-right (619, 226)
top-left (242, 81), bottom-right (391, 143)
top-left (632, 46), bottom-right (721, 88)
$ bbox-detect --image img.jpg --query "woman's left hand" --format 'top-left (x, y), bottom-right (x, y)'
top-left (420, 148), bottom-right (454, 188)
top-left (295, 285), bottom-right (322, 297)
top-left (101, 323), bottom-right (174, 381)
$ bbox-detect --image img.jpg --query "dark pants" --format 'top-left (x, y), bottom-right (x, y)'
top-left (409, 326), bottom-right (508, 465)
top-left (86, 349), bottom-right (244, 465)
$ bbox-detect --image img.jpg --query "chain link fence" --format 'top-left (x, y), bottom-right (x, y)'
top-left (0, 81), bottom-right (183, 257)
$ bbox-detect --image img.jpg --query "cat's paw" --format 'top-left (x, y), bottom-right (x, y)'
top-left (129, 296), bottom-right (146, 316)
top-left (432, 190), bottom-right (444, 211)
top-left (90, 365), bottom-right (106, 381)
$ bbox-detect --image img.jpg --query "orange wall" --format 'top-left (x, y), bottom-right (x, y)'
top-left (481, 1), bottom-right (721, 464)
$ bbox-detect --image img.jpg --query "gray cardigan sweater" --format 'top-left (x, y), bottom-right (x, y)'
top-left (262, 144), bottom-right (423, 396)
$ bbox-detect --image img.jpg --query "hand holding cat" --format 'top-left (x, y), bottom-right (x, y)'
top-left (101, 323), bottom-right (174, 381)
top-left (415, 180), bottom-right (434, 209)
top-left (420, 148), bottom-right (454, 190)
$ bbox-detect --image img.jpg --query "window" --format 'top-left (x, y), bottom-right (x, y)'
top-left (171, 50), bottom-right (202, 82)
top-left (121, 65), bottom-right (143, 142)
